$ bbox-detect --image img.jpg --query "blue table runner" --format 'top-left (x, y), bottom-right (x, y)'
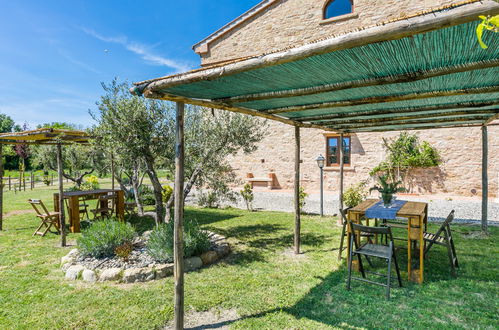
top-left (365, 200), bottom-right (407, 220)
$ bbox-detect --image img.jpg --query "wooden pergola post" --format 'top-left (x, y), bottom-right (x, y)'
top-left (0, 144), bottom-right (3, 231)
top-left (339, 133), bottom-right (345, 212)
top-left (56, 143), bottom-right (66, 247)
top-left (173, 102), bottom-right (185, 330)
top-left (111, 152), bottom-right (115, 191)
top-left (294, 126), bottom-right (301, 254)
top-left (481, 125), bottom-right (488, 233)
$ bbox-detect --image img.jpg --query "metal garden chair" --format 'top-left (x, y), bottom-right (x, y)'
top-left (347, 222), bottom-right (403, 299)
top-left (424, 210), bottom-right (459, 277)
top-left (28, 199), bottom-right (60, 237)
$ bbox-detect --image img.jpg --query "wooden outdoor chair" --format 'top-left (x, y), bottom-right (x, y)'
top-left (64, 197), bottom-right (90, 221)
top-left (347, 222), bottom-right (403, 299)
top-left (424, 210), bottom-right (459, 277)
top-left (338, 208), bottom-right (375, 261)
top-left (28, 199), bottom-right (60, 237)
top-left (90, 194), bottom-right (116, 220)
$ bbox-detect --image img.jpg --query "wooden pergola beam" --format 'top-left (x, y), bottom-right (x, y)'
top-left (342, 120), bottom-right (486, 132)
top-left (216, 60), bottom-right (499, 104)
top-left (330, 115), bottom-right (492, 130)
top-left (295, 101), bottom-right (499, 122)
top-left (483, 112), bottom-right (499, 125)
top-left (266, 86), bottom-right (499, 114)
top-left (313, 110), bottom-right (498, 126)
top-left (142, 90), bottom-right (339, 132)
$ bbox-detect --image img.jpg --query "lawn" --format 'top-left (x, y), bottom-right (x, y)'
top-left (0, 187), bottom-right (497, 329)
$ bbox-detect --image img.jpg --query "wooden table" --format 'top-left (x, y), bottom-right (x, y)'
top-left (54, 189), bottom-right (125, 233)
top-left (348, 199), bottom-right (428, 284)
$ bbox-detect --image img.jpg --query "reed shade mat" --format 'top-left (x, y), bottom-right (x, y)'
top-left (365, 200), bottom-right (408, 220)
top-left (133, 1), bottom-right (499, 133)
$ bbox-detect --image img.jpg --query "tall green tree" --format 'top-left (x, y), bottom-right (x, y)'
top-left (92, 79), bottom-right (172, 224)
top-left (93, 79), bottom-right (267, 224)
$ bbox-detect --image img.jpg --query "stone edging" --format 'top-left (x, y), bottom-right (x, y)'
top-left (61, 232), bottom-right (230, 284)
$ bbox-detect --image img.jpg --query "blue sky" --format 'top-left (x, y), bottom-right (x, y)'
top-left (0, 0), bottom-right (260, 128)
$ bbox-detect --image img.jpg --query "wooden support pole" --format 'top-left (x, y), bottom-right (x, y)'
top-left (57, 143), bottom-right (66, 247)
top-left (111, 153), bottom-right (115, 191)
top-left (481, 125), bottom-right (488, 233)
top-left (0, 145), bottom-right (3, 231)
top-left (173, 102), bottom-right (185, 330)
top-left (339, 133), bottom-right (345, 212)
top-left (294, 126), bottom-right (301, 254)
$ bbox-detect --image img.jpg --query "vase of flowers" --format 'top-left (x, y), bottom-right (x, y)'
top-left (370, 175), bottom-right (406, 208)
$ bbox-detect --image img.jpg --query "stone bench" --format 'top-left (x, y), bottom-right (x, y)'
top-left (246, 172), bottom-right (278, 190)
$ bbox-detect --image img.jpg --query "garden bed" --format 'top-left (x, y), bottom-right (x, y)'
top-left (60, 231), bottom-right (230, 284)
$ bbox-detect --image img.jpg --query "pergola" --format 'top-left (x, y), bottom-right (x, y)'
top-left (0, 128), bottom-right (92, 246)
top-left (131, 1), bottom-right (499, 328)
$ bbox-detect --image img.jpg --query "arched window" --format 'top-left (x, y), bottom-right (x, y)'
top-left (323, 0), bottom-right (353, 19)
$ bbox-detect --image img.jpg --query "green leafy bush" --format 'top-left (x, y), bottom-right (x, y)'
top-left (343, 181), bottom-right (367, 208)
top-left (240, 183), bottom-right (254, 211)
top-left (299, 187), bottom-right (308, 210)
top-left (197, 191), bottom-right (219, 208)
top-left (77, 219), bottom-right (136, 258)
top-left (140, 185), bottom-right (155, 206)
top-left (146, 220), bottom-right (211, 263)
top-left (162, 185), bottom-right (173, 203)
top-left (370, 132), bottom-right (441, 178)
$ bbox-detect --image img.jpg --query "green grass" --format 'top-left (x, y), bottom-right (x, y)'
top-left (0, 188), bottom-right (497, 329)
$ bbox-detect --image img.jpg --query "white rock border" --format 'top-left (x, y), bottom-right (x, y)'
top-left (60, 231), bottom-right (230, 284)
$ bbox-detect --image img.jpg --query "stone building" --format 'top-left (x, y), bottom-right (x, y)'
top-left (191, 0), bottom-right (498, 200)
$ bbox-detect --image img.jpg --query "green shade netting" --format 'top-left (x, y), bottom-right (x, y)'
top-left (282, 93), bottom-right (499, 119)
top-left (160, 21), bottom-right (498, 104)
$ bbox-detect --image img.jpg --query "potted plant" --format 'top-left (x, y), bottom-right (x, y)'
top-left (370, 175), bottom-right (406, 208)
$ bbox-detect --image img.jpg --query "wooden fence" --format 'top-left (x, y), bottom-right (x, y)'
top-left (1, 172), bottom-right (70, 193)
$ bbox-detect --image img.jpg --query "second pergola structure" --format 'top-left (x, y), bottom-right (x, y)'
top-left (132, 1), bottom-right (499, 328)
top-left (0, 128), bottom-right (92, 246)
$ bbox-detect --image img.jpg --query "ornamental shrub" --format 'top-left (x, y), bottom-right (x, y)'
top-left (146, 220), bottom-right (211, 263)
top-left (162, 185), bottom-right (173, 203)
top-left (77, 219), bottom-right (136, 258)
top-left (240, 183), bottom-right (254, 211)
top-left (370, 132), bottom-right (441, 178)
top-left (140, 185), bottom-right (156, 206)
top-left (343, 181), bottom-right (368, 208)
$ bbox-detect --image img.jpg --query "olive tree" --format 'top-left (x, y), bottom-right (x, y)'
top-left (92, 79), bottom-right (172, 224)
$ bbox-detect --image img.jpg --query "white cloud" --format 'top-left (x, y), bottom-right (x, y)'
top-left (81, 27), bottom-right (191, 72)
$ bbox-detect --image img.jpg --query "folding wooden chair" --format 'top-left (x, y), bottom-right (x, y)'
top-left (28, 199), bottom-right (60, 237)
top-left (338, 208), bottom-right (375, 261)
top-left (347, 222), bottom-right (403, 299)
top-left (64, 197), bottom-right (90, 222)
top-left (424, 210), bottom-right (459, 277)
top-left (90, 194), bottom-right (116, 220)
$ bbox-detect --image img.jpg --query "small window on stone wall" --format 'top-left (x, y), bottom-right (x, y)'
top-left (326, 135), bottom-right (351, 166)
top-left (324, 0), bottom-right (353, 19)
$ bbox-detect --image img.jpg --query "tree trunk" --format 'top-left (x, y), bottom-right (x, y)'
top-left (131, 167), bottom-right (144, 216)
top-left (57, 144), bottom-right (66, 247)
top-left (164, 165), bottom-right (202, 223)
top-left (144, 154), bottom-right (164, 225)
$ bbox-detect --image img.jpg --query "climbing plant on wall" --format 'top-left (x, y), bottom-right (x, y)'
top-left (369, 132), bottom-right (441, 181)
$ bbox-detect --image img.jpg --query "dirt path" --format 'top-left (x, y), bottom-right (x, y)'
top-left (4, 210), bottom-right (34, 218)
top-left (165, 309), bottom-right (239, 330)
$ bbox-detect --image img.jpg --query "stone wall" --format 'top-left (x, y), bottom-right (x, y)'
top-left (200, 0), bottom-right (498, 198)
top-left (200, 0), bottom-right (462, 65)
top-left (228, 121), bottom-right (499, 198)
